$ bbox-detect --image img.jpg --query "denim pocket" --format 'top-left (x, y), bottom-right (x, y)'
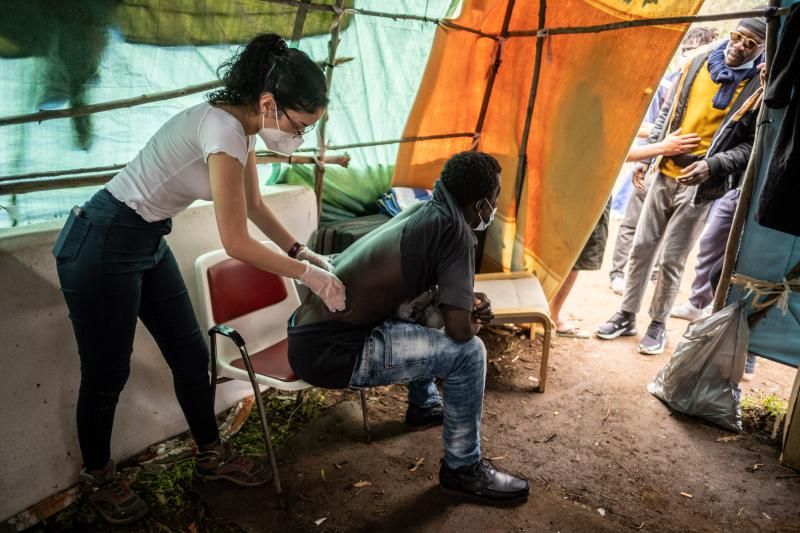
top-left (52, 207), bottom-right (91, 263)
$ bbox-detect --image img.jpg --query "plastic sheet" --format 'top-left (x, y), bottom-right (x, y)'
top-left (647, 302), bottom-right (749, 432)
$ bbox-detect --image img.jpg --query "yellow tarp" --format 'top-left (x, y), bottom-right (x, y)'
top-left (392, 0), bottom-right (703, 298)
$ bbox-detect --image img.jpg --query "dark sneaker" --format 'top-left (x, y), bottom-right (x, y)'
top-left (405, 403), bottom-right (444, 429)
top-left (439, 458), bottom-right (529, 505)
top-left (639, 321), bottom-right (667, 355)
top-left (195, 439), bottom-right (272, 487)
top-left (595, 311), bottom-right (637, 339)
top-left (80, 461), bottom-right (148, 526)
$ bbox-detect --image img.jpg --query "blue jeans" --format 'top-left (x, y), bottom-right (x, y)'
top-left (55, 189), bottom-right (217, 469)
top-left (349, 319), bottom-right (486, 469)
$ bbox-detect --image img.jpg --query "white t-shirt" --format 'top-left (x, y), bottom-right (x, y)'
top-left (106, 102), bottom-right (256, 222)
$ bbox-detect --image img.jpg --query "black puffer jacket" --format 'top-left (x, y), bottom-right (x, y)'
top-left (756, 4), bottom-right (800, 236)
top-left (646, 50), bottom-right (762, 204)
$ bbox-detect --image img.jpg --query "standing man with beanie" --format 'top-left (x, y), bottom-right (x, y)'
top-left (596, 16), bottom-right (766, 355)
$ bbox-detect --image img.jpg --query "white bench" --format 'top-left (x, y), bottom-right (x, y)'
top-left (474, 272), bottom-right (554, 392)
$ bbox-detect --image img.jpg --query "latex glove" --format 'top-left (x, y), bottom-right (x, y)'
top-left (298, 260), bottom-right (346, 312)
top-left (296, 246), bottom-right (333, 272)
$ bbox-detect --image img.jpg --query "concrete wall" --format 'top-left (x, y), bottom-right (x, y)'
top-left (0, 185), bottom-right (317, 521)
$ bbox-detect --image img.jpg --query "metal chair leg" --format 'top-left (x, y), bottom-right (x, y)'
top-left (359, 389), bottom-right (371, 443)
top-left (209, 334), bottom-right (219, 407)
top-left (238, 346), bottom-right (284, 505)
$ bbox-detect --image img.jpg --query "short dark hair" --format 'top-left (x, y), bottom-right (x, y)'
top-left (440, 151), bottom-right (501, 206)
top-left (207, 33), bottom-right (328, 113)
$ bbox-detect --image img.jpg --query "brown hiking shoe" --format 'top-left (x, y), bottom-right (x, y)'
top-left (195, 439), bottom-right (272, 487)
top-left (79, 460), bottom-right (148, 525)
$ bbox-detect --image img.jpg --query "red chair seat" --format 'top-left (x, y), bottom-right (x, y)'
top-left (229, 339), bottom-right (299, 382)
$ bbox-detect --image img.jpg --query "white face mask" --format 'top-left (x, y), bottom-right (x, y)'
top-left (258, 106), bottom-right (304, 156)
top-left (473, 198), bottom-right (497, 232)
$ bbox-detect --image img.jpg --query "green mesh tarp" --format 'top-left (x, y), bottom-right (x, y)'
top-left (0, 0), bottom-right (453, 227)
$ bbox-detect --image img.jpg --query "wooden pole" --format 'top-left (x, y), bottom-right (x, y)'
top-left (0, 81), bottom-right (221, 128)
top-left (472, 0), bottom-right (517, 143)
top-left (711, 0), bottom-right (781, 313)
top-left (0, 135), bottom-right (467, 184)
top-left (294, 132), bottom-right (475, 152)
top-left (513, 0), bottom-right (547, 218)
top-left (0, 58), bottom-right (352, 128)
top-left (507, 7), bottom-right (787, 37)
top-left (1, 155), bottom-right (350, 196)
top-left (312, 0), bottom-right (347, 221)
top-left (0, 164), bottom-right (126, 183)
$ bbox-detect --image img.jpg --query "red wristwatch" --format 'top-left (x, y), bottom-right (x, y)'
top-left (287, 242), bottom-right (304, 259)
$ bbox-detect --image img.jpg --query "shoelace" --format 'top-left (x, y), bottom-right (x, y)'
top-left (100, 478), bottom-right (134, 503)
top-left (645, 323), bottom-right (664, 339)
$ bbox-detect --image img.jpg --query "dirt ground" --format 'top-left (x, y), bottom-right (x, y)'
top-left (196, 219), bottom-right (800, 533)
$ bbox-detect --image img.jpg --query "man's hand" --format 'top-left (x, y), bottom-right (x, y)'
top-left (658, 128), bottom-right (701, 156)
top-left (472, 292), bottom-right (494, 325)
top-left (632, 162), bottom-right (650, 191)
top-left (677, 160), bottom-right (710, 186)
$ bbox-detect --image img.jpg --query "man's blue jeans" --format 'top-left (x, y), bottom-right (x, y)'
top-left (349, 319), bottom-right (486, 469)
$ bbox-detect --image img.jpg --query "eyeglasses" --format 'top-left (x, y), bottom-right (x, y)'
top-left (729, 31), bottom-right (761, 51)
top-left (281, 108), bottom-right (316, 136)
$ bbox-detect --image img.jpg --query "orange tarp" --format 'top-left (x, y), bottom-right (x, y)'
top-left (392, 0), bottom-right (703, 298)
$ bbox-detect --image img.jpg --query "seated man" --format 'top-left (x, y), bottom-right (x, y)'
top-left (288, 151), bottom-right (529, 505)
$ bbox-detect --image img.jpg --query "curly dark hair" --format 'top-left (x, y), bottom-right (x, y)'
top-left (682, 27), bottom-right (719, 50)
top-left (207, 33), bottom-right (328, 113)
top-left (440, 151), bottom-right (501, 206)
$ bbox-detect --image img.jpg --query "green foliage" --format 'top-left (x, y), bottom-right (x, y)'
top-left (37, 390), bottom-right (329, 532)
top-left (233, 389), bottom-right (328, 455)
top-left (742, 393), bottom-right (789, 419)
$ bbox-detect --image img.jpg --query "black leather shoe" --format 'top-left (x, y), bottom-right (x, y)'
top-left (405, 403), bottom-right (444, 429)
top-left (439, 459), bottom-right (529, 505)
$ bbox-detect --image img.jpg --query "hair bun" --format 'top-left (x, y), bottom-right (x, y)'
top-left (272, 37), bottom-right (288, 54)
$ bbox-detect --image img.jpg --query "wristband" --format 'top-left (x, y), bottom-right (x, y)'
top-left (287, 242), bottom-right (304, 259)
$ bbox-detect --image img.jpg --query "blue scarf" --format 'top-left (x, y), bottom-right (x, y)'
top-left (706, 41), bottom-right (760, 110)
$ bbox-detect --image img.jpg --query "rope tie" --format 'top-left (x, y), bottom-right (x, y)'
top-left (731, 273), bottom-right (800, 315)
top-left (470, 132), bottom-right (481, 150)
top-left (330, 6), bottom-right (345, 31)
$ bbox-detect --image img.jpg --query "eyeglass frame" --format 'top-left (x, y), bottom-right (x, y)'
top-left (279, 107), bottom-right (316, 136)
top-left (729, 30), bottom-right (762, 51)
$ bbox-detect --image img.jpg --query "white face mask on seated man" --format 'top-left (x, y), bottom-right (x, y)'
top-left (473, 197), bottom-right (497, 232)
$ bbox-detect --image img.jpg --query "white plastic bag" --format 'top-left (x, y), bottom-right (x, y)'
top-left (647, 302), bottom-right (749, 432)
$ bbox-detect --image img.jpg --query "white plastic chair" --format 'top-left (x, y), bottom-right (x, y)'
top-left (194, 242), bottom-right (370, 503)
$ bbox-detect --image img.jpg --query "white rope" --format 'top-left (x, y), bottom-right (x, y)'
top-left (731, 273), bottom-right (800, 315)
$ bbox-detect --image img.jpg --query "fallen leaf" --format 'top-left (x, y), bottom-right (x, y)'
top-left (315, 517), bottom-right (327, 526)
top-left (353, 480), bottom-right (371, 488)
top-left (680, 492), bottom-right (693, 498)
top-left (409, 458), bottom-right (425, 472)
